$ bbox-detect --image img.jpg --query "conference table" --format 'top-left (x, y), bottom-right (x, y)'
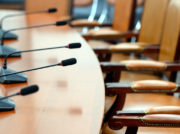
top-left (0, 10), bottom-right (105, 134)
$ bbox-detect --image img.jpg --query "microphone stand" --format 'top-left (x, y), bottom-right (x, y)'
top-left (0, 85), bottom-right (39, 112)
top-left (0, 96), bottom-right (15, 112)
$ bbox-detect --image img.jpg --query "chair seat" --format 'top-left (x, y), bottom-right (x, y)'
top-left (71, 19), bottom-right (99, 27)
top-left (131, 80), bottom-right (177, 92)
top-left (109, 42), bottom-right (148, 52)
top-left (121, 60), bottom-right (167, 71)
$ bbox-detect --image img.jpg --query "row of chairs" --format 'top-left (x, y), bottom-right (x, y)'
top-left (22, 0), bottom-right (180, 133)
top-left (73, 0), bottom-right (180, 133)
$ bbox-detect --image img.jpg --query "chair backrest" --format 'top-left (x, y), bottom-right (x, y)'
top-left (113, 0), bottom-right (136, 31)
top-left (138, 0), bottom-right (169, 44)
top-left (159, 0), bottom-right (180, 61)
top-left (74, 0), bottom-right (93, 7)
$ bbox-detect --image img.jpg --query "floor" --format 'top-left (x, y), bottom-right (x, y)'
top-left (88, 40), bottom-right (180, 134)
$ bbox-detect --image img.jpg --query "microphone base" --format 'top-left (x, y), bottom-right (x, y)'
top-left (0, 29), bottom-right (18, 40)
top-left (0, 97), bottom-right (15, 111)
top-left (0, 68), bottom-right (28, 84)
top-left (0, 45), bottom-right (21, 57)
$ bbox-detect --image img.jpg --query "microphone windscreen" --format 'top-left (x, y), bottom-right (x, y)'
top-left (20, 85), bottom-right (39, 96)
top-left (48, 8), bottom-right (57, 13)
top-left (68, 43), bottom-right (81, 49)
top-left (56, 21), bottom-right (67, 26)
top-left (61, 58), bottom-right (77, 66)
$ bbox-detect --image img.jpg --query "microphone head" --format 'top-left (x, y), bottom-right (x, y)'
top-left (68, 43), bottom-right (81, 49)
top-left (56, 21), bottom-right (67, 26)
top-left (48, 8), bottom-right (57, 13)
top-left (61, 58), bottom-right (77, 66)
top-left (20, 85), bottom-right (39, 96)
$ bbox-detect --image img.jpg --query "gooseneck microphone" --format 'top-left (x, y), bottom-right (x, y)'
top-left (0, 85), bottom-right (39, 111)
top-left (1, 20), bottom-right (67, 45)
top-left (3, 42), bottom-right (81, 69)
top-left (0, 8), bottom-right (57, 40)
top-left (0, 58), bottom-right (77, 84)
top-left (0, 20), bottom-right (68, 57)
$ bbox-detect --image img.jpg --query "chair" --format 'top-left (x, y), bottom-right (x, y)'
top-left (70, 0), bottom-right (100, 26)
top-left (82, 0), bottom-right (137, 40)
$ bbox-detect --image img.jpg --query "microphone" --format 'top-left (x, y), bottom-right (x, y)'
top-left (0, 20), bottom-right (68, 57)
top-left (0, 58), bottom-right (77, 84)
top-left (68, 43), bottom-right (81, 49)
top-left (0, 85), bottom-right (39, 111)
top-left (3, 42), bottom-right (81, 69)
top-left (61, 58), bottom-right (77, 66)
top-left (0, 8), bottom-right (58, 40)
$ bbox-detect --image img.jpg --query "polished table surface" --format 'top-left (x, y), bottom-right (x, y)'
top-left (0, 10), bottom-right (105, 134)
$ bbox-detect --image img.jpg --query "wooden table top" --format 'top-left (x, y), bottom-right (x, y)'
top-left (0, 10), bottom-right (105, 134)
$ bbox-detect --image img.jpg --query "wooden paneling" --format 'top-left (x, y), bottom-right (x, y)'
top-left (113, 0), bottom-right (136, 31)
top-left (25, 0), bottom-right (72, 18)
top-left (159, 0), bottom-right (180, 61)
top-left (0, 10), bottom-right (105, 134)
top-left (139, 0), bottom-right (169, 44)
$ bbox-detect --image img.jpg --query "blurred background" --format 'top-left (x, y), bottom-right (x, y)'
top-left (0, 0), bottom-right (114, 22)
top-left (0, 0), bottom-right (143, 24)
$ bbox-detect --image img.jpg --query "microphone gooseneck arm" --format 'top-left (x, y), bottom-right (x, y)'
top-left (1, 58), bottom-right (76, 78)
top-left (0, 92), bottom-right (19, 101)
top-left (3, 45), bottom-right (67, 69)
top-left (0, 63), bottom-right (59, 78)
top-left (1, 23), bottom-right (56, 45)
top-left (3, 42), bottom-right (80, 69)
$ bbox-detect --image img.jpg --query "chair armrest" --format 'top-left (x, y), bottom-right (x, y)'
top-left (116, 106), bottom-right (180, 116)
top-left (69, 19), bottom-right (112, 27)
top-left (109, 114), bottom-right (180, 130)
top-left (105, 80), bottom-right (179, 93)
top-left (109, 43), bottom-right (160, 53)
top-left (101, 60), bottom-right (180, 72)
top-left (83, 30), bottom-right (139, 41)
top-left (143, 45), bottom-right (160, 54)
top-left (101, 62), bottom-right (126, 72)
top-left (93, 43), bottom-right (159, 55)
